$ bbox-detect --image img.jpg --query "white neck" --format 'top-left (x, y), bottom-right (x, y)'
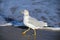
top-left (23, 10), bottom-right (30, 22)
top-left (23, 14), bottom-right (29, 23)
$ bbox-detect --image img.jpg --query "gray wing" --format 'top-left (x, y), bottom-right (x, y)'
top-left (28, 16), bottom-right (48, 27)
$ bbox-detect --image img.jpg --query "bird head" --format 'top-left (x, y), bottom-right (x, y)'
top-left (20, 9), bottom-right (29, 16)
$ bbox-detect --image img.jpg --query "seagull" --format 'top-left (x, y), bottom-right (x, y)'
top-left (20, 9), bottom-right (48, 37)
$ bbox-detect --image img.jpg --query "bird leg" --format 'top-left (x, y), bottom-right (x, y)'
top-left (22, 28), bottom-right (30, 36)
top-left (33, 29), bottom-right (36, 40)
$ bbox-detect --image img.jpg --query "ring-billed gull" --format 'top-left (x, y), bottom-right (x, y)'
top-left (20, 9), bottom-right (48, 37)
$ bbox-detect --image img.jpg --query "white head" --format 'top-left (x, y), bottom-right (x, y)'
top-left (21, 9), bottom-right (29, 16)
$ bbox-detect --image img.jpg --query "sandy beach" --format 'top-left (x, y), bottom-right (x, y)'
top-left (0, 26), bottom-right (60, 40)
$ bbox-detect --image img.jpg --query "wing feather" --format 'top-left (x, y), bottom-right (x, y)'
top-left (28, 16), bottom-right (47, 27)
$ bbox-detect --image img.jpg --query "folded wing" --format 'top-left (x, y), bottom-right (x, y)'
top-left (28, 16), bottom-right (48, 27)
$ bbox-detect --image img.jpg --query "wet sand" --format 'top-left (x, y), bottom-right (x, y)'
top-left (0, 26), bottom-right (60, 40)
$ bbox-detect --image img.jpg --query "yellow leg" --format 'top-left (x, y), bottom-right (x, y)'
top-left (22, 28), bottom-right (30, 36)
top-left (33, 29), bottom-right (36, 40)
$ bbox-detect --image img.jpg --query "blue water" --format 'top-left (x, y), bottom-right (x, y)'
top-left (0, 0), bottom-right (60, 27)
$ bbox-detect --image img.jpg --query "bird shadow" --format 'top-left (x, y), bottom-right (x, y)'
top-left (16, 26), bottom-right (29, 29)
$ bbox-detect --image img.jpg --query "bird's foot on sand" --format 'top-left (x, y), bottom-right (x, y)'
top-left (33, 29), bottom-right (36, 40)
top-left (22, 28), bottom-right (30, 36)
top-left (22, 32), bottom-right (26, 36)
top-left (33, 33), bottom-right (36, 40)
